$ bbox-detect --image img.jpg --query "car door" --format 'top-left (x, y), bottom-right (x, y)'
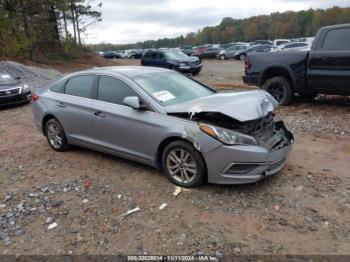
top-left (308, 27), bottom-right (350, 95)
top-left (52, 74), bottom-right (96, 145)
top-left (91, 75), bottom-right (159, 164)
top-left (227, 46), bottom-right (238, 58)
top-left (201, 48), bottom-right (212, 58)
top-left (156, 51), bottom-right (167, 68)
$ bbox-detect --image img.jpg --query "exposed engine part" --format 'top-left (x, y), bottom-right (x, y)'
top-left (168, 112), bottom-right (293, 150)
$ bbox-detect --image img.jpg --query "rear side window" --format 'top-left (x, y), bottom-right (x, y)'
top-left (143, 51), bottom-right (152, 59)
top-left (156, 52), bottom-right (164, 59)
top-left (65, 75), bottom-right (95, 98)
top-left (144, 51), bottom-right (158, 59)
top-left (50, 80), bottom-right (65, 93)
top-left (98, 76), bottom-right (138, 105)
top-left (322, 28), bottom-right (350, 50)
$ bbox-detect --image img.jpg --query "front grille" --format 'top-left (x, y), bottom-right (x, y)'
top-left (0, 87), bottom-right (20, 97)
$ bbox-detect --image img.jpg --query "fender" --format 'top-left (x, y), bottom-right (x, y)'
top-left (258, 64), bottom-right (297, 89)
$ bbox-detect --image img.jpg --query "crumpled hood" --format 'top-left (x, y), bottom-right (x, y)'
top-left (165, 90), bottom-right (278, 122)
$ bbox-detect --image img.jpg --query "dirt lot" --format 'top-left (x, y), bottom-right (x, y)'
top-left (0, 59), bottom-right (350, 256)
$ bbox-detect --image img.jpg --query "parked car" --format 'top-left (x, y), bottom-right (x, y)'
top-left (217, 45), bottom-right (248, 60)
top-left (141, 49), bottom-right (202, 75)
top-left (32, 67), bottom-right (294, 187)
top-left (191, 46), bottom-right (210, 57)
top-left (103, 51), bottom-right (123, 59)
top-left (219, 43), bottom-right (238, 49)
top-left (277, 42), bottom-right (310, 51)
top-left (251, 40), bottom-right (273, 46)
top-left (180, 46), bottom-right (194, 56)
top-left (124, 49), bottom-right (144, 59)
top-left (243, 23), bottom-right (350, 105)
top-left (273, 39), bottom-right (291, 46)
top-left (0, 71), bottom-right (31, 106)
top-left (234, 44), bottom-right (273, 60)
top-left (192, 47), bottom-right (222, 59)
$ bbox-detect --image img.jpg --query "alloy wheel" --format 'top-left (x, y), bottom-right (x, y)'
top-left (266, 83), bottom-right (286, 102)
top-left (166, 149), bottom-right (197, 184)
top-left (47, 122), bottom-right (63, 149)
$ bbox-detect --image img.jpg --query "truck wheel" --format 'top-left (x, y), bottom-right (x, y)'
top-left (262, 76), bottom-right (293, 105)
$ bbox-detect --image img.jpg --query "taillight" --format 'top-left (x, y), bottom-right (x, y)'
top-left (245, 56), bottom-right (251, 70)
top-left (31, 93), bottom-right (39, 102)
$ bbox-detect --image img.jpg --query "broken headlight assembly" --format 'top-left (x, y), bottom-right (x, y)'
top-left (199, 123), bottom-right (257, 146)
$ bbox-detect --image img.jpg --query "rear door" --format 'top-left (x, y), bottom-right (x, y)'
top-left (308, 26), bottom-right (350, 95)
top-left (52, 74), bottom-right (96, 145)
top-left (156, 51), bottom-right (167, 68)
top-left (91, 75), bottom-right (158, 163)
top-left (142, 51), bottom-right (157, 66)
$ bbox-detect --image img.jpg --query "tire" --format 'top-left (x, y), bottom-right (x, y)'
top-left (239, 54), bottom-right (246, 60)
top-left (262, 76), bottom-right (293, 105)
top-left (192, 69), bottom-right (201, 76)
top-left (219, 55), bottom-right (226, 60)
top-left (162, 140), bottom-right (206, 188)
top-left (45, 118), bottom-right (70, 152)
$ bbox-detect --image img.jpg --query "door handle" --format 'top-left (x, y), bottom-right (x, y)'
top-left (56, 102), bottom-right (66, 108)
top-left (94, 110), bottom-right (105, 118)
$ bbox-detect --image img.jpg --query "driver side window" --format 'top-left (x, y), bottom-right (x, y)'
top-left (98, 76), bottom-right (138, 106)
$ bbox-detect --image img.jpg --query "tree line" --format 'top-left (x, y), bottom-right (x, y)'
top-left (91, 6), bottom-right (350, 51)
top-left (0, 0), bottom-right (102, 60)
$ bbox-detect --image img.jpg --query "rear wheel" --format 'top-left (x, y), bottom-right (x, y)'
top-left (262, 76), bottom-right (293, 105)
top-left (45, 118), bottom-right (69, 151)
top-left (239, 54), bottom-right (246, 60)
top-left (162, 141), bottom-right (206, 187)
top-left (219, 55), bottom-right (226, 60)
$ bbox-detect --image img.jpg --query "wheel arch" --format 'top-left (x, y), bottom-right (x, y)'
top-left (41, 114), bottom-right (57, 135)
top-left (259, 65), bottom-right (296, 89)
top-left (155, 136), bottom-right (206, 171)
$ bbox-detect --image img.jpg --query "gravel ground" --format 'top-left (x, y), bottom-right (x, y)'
top-left (0, 59), bottom-right (349, 257)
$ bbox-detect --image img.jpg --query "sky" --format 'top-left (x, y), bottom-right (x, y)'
top-left (83, 0), bottom-right (350, 44)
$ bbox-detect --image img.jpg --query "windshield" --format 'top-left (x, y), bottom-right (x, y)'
top-left (164, 50), bottom-right (189, 60)
top-left (0, 72), bottom-right (14, 82)
top-left (133, 72), bottom-right (215, 106)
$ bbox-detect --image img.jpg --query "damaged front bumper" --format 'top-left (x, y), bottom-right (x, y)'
top-left (203, 121), bottom-right (294, 184)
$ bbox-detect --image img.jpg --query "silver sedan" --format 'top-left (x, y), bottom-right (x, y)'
top-left (32, 66), bottom-right (293, 187)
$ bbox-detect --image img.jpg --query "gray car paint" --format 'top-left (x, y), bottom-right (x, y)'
top-left (165, 90), bottom-right (278, 122)
top-left (32, 66), bottom-right (293, 184)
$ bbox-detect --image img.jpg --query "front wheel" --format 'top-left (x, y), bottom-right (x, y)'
top-left (162, 141), bottom-right (206, 187)
top-left (219, 55), bottom-right (226, 60)
top-left (192, 69), bottom-right (201, 76)
top-left (45, 118), bottom-right (70, 151)
top-left (239, 54), bottom-right (246, 60)
top-left (262, 76), bottom-right (293, 105)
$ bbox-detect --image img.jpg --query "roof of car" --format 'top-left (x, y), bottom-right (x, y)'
top-left (81, 66), bottom-right (170, 78)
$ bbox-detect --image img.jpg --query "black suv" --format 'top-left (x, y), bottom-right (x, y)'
top-left (141, 49), bottom-right (202, 75)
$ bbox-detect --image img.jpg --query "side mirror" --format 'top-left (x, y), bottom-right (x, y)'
top-left (123, 96), bottom-right (148, 110)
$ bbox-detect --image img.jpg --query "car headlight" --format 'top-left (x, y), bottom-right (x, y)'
top-left (22, 84), bottom-right (30, 92)
top-left (199, 123), bottom-right (257, 146)
top-left (179, 63), bottom-right (188, 67)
